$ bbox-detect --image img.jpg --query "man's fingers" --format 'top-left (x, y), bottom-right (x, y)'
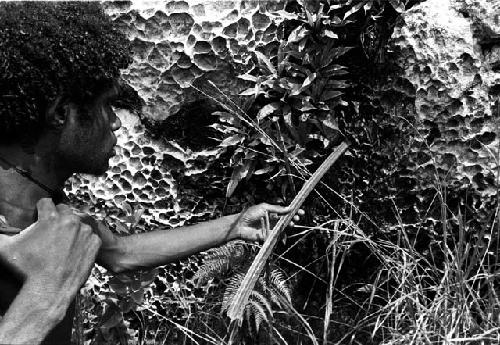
top-left (261, 203), bottom-right (291, 215)
top-left (0, 234), bottom-right (14, 246)
top-left (56, 204), bottom-right (73, 216)
top-left (36, 198), bottom-right (58, 220)
top-left (0, 226), bottom-right (22, 235)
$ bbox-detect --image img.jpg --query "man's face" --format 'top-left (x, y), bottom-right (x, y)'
top-left (57, 84), bottom-right (122, 175)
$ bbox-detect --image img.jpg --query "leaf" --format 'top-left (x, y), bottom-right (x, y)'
top-left (283, 111), bottom-right (301, 142)
top-left (133, 208), bottom-right (144, 225)
top-left (257, 103), bottom-right (280, 122)
top-left (321, 64), bottom-right (349, 76)
top-left (238, 73), bottom-right (259, 82)
top-left (298, 37), bottom-right (307, 52)
top-left (239, 87), bottom-right (257, 96)
top-left (100, 307), bottom-right (123, 329)
top-left (327, 79), bottom-right (350, 88)
top-left (321, 116), bottom-right (339, 132)
top-left (226, 161), bottom-right (251, 198)
top-left (343, 0), bottom-right (369, 20)
top-left (119, 298), bottom-right (135, 313)
top-left (140, 269), bottom-right (157, 286)
top-left (387, 0), bottom-right (405, 13)
top-left (301, 72), bottom-right (317, 90)
top-left (131, 289), bottom-right (144, 304)
top-left (289, 81), bottom-right (306, 96)
top-left (221, 134), bottom-right (244, 148)
top-left (297, 98), bottom-right (316, 112)
top-left (255, 51), bottom-right (276, 75)
top-left (323, 29), bottom-right (338, 39)
top-left (330, 4), bottom-right (344, 10)
top-left (329, 46), bottom-right (354, 59)
top-left (122, 202), bottom-right (132, 215)
top-left (287, 25), bottom-right (310, 44)
top-left (115, 222), bottom-right (128, 234)
top-left (321, 90), bottom-right (344, 101)
top-left (109, 276), bottom-right (129, 295)
top-left (254, 165), bottom-right (274, 175)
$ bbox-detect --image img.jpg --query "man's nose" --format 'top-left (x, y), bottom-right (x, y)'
top-left (111, 113), bottom-right (122, 131)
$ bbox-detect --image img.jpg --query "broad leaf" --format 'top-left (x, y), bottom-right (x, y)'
top-left (327, 79), bottom-right (350, 88)
top-left (255, 51), bottom-right (276, 75)
top-left (239, 87), bottom-right (257, 96)
top-left (109, 276), bottom-right (129, 295)
top-left (257, 102), bottom-right (280, 122)
top-left (221, 134), bottom-right (244, 148)
top-left (287, 25), bottom-right (310, 44)
top-left (238, 73), bottom-right (259, 82)
top-left (321, 64), bottom-right (349, 76)
top-left (323, 29), bottom-right (338, 39)
top-left (226, 161), bottom-right (252, 197)
top-left (343, 0), bottom-right (369, 20)
top-left (329, 46), bottom-right (354, 59)
top-left (301, 72), bottom-right (317, 90)
top-left (115, 222), bottom-right (128, 234)
top-left (321, 90), bottom-right (343, 101)
top-left (254, 165), bottom-right (275, 175)
top-left (388, 0), bottom-right (405, 13)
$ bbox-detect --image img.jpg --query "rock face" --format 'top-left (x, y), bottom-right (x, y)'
top-left (383, 0), bottom-right (500, 224)
top-left (103, 0), bottom-right (286, 121)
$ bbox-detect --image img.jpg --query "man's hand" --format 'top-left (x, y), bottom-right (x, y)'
top-left (230, 203), bottom-right (304, 242)
top-left (0, 198), bottom-right (101, 320)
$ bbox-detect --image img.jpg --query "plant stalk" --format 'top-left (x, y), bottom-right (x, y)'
top-left (227, 142), bottom-right (349, 324)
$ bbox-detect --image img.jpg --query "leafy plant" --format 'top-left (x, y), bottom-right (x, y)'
top-left (81, 202), bottom-right (159, 345)
top-left (209, 1), bottom-right (355, 200)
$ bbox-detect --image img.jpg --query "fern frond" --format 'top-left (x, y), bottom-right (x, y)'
top-left (222, 270), bottom-right (247, 312)
top-left (195, 242), bottom-right (250, 284)
top-left (245, 305), bottom-right (254, 335)
top-left (249, 290), bottom-right (273, 316)
top-left (269, 268), bottom-right (292, 303)
top-left (255, 267), bottom-right (291, 309)
top-left (248, 300), bottom-right (268, 333)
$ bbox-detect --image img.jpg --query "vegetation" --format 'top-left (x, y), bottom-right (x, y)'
top-left (75, 0), bottom-right (500, 344)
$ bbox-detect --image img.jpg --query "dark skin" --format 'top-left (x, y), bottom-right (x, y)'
top-left (0, 82), bottom-right (303, 344)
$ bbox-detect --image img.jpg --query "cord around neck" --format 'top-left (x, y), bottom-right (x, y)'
top-left (0, 155), bottom-right (65, 203)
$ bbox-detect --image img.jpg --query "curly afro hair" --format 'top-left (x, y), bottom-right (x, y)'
top-left (0, 1), bottom-right (133, 144)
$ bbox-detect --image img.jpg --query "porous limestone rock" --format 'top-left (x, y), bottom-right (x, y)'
top-left (104, 0), bottom-right (287, 121)
top-left (383, 0), bottom-right (500, 223)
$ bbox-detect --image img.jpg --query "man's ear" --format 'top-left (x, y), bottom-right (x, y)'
top-left (45, 95), bottom-right (69, 129)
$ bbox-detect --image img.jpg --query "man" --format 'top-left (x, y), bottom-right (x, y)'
top-left (0, 3), bottom-right (300, 344)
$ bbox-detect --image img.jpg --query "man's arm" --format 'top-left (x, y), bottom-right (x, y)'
top-left (0, 199), bottom-right (101, 345)
top-left (89, 204), bottom-right (293, 274)
top-left (0, 280), bottom-right (69, 345)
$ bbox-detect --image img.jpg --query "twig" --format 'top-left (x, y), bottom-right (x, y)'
top-left (227, 142), bottom-right (349, 324)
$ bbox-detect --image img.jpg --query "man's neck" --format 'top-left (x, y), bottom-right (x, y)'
top-left (0, 144), bottom-right (70, 228)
